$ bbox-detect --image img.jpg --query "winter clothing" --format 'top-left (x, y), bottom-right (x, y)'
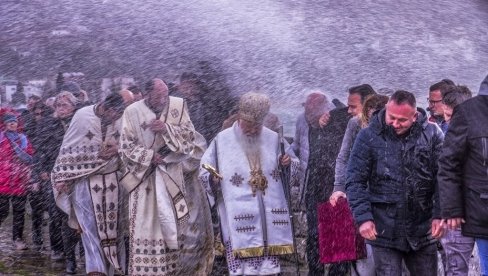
top-left (0, 194), bottom-right (27, 241)
top-left (292, 107), bottom-right (351, 275)
top-left (438, 95), bottom-right (488, 239)
top-left (333, 116), bottom-right (361, 193)
top-left (0, 131), bottom-right (33, 196)
top-left (346, 108), bottom-right (444, 252)
top-left (372, 243), bottom-right (438, 275)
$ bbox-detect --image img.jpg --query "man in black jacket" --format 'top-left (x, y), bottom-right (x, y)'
top-left (438, 74), bottom-right (488, 276)
top-left (346, 90), bottom-right (444, 275)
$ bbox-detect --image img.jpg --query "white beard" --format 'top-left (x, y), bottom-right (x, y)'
top-left (235, 124), bottom-right (262, 161)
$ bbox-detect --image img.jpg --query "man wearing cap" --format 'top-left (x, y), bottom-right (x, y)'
top-left (52, 93), bottom-right (127, 275)
top-left (199, 92), bottom-right (299, 275)
top-left (119, 79), bottom-right (213, 276)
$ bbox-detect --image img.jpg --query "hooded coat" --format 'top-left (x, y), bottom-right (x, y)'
top-left (346, 108), bottom-right (444, 251)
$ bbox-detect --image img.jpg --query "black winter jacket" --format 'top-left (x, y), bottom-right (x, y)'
top-left (438, 95), bottom-right (488, 238)
top-left (345, 108), bottom-right (444, 251)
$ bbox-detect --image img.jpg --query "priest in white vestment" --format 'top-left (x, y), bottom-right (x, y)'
top-left (52, 93), bottom-right (127, 276)
top-left (199, 92), bottom-right (300, 275)
top-left (118, 79), bottom-right (213, 276)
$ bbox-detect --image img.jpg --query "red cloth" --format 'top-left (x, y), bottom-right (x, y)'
top-left (0, 132), bottom-right (33, 196)
top-left (318, 198), bottom-right (366, 264)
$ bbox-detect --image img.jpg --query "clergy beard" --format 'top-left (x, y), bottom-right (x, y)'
top-left (235, 124), bottom-right (262, 160)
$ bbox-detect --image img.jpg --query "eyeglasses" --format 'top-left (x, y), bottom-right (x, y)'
top-left (427, 98), bottom-right (443, 105)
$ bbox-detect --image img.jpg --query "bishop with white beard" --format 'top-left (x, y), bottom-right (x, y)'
top-left (199, 92), bottom-right (299, 275)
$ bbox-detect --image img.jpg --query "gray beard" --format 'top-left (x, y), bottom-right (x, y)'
top-left (235, 124), bottom-right (262, 160)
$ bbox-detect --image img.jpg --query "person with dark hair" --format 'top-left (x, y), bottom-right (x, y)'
top-left (435, 85), bottom-right (475, 275)
top-left (119, 79), bottom-right (213, 275)
top-left (428, 80), bottom-right (454, 132)
top-left (27, 101), bottom-right (53, 251)
top-left (441, 85), bottom-right (472, 124)
top-left (52, 93), bottom-right (126, 275)
top-left (329, 86), bottom-right (379, 276)
top-left (0, 113), bottom-right (34, 251)
top-left (346, 84), bottom-right (376, 116)
top-left (330, 83), bottom-right (376, 202)
top-left (346, 90), bottom-right (444, 275)
top-left (438, 74), bottom-right (488, 276)
top-left (175, 71), bottom-right (235, 142)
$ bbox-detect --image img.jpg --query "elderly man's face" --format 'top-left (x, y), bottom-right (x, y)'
top-left (238, 119), bottom-right (263, 137)
top-left (55, 98), bottom-right (75, 119)
top-left (385, 101), bottom-right (418, 136)
top-left (147, 80), bottom-right (169, 111)
top-left (304, 95), bottom-right (327, 126)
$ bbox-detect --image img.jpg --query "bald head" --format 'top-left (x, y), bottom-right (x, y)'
top-left (119, 89), bottom-right (135, 106)
top-left (145, 78), bottom-right (169, 112)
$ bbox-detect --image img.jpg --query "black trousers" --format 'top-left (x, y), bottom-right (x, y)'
top-left (45, 184), bottom-right (66, 253)
top-left (372, 243), bottom-right (438, 276)
top-left (29, 187), bottom-right (47, 246)
top-left (0, 194), bottom-right (27, 241)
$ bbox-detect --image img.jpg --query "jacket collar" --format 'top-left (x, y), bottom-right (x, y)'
top-left (370, 107), bottom-right (428, 137)
top-left (479, 74), bottom-right (488, 96)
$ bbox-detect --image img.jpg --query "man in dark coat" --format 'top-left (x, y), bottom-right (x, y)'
top-left (438, 74), bottom-right (488, 276)
top-left (346, 90), bottom-right (444, 275)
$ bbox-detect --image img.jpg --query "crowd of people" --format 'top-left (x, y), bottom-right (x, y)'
top-left (0, 72), bottom-right (486, 276)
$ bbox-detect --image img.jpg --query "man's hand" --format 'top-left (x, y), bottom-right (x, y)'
top-left (149, 120), bottom-right (167, 134)
top-left (98, 143), bottom-right (118, 160)
top-left (151, 152), bottom-right (165, 165)
top-left (54, 182), bottom-right (71, 194)
top-left (446, 217), bottom-right (465, 230)
top-left (359, 221), bottom-right (377, 240)
top-left (329, 191), bottom-right (347, 207)
top-left (319, 112), bottom-right (330, 128)
top-left (40, 172), bottom-right (50, 181)
top-left (279, 154), bottom-right (291, 166)
top-left (431, 219), bottom-right (444, 239)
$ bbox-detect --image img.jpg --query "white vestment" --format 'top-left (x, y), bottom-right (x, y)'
top-left (52, 105), bottom-right (125, 275)
top-left (119, 98), bottom-right (213, 276)
top-left (199, 123), bottom-right (299, 275)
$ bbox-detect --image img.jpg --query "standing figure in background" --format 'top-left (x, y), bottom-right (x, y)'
top-left (291, 91), bottom-right (351, 275)
top-left (28, 101), bottom-right (54, 251)
top-left (427, 79), bottom-right (454, 133)
top-left (0, 113), bottom-right (33, 250)
top-left (37, 91), bottom-right (81, 273)
top-left (438, 75), bottom-right (488, 276)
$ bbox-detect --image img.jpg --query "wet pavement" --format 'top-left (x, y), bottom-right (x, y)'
top-left (0, 205), bottom-right (480, 275)
top-left (0, 207), bottom-right (84, 276)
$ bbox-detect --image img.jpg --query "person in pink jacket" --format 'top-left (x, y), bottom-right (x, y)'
top-left (0, 113), bottom-right (34, 250)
